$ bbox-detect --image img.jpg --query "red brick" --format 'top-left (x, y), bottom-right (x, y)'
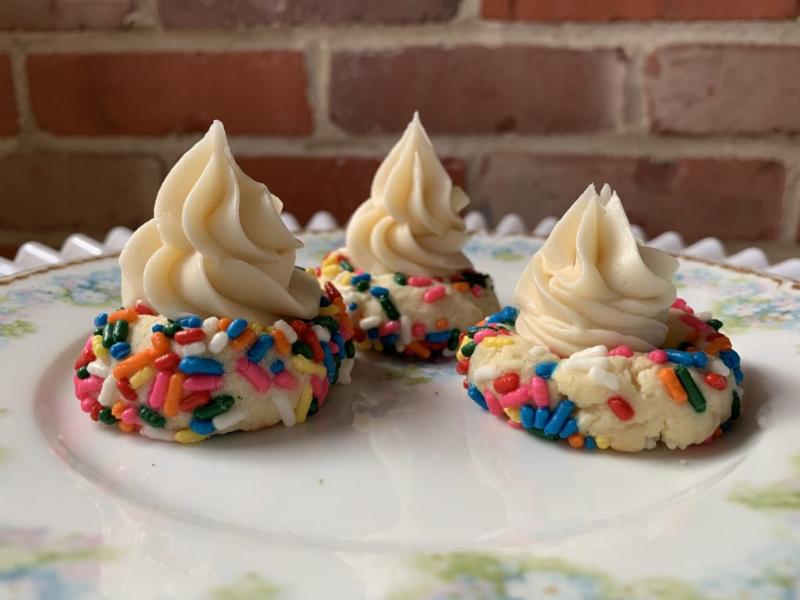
top-left (331, 47), bottom-right (625, 134)
top-left (0, 153), bottom-right (163, 233)
top-left (473, 154), bottom-right (784, 241)
top-left (482, 0), bottom-right (798, 21)
top-left (0, 56), bottom-right (17, 135)
top-left (0, 0), bottom-right (134, 30)
top-left (159, 0), bottom-right (461, 27)
top-left (236, 156), bottom-right (466, 223)
top-left (27, 52), bottom-right (313, 136)
top-left (645, 45), bottom-right (800, 135)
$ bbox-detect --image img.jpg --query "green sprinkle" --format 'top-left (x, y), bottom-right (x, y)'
top-left (461, 341), bottom-right (476, 357)
top-left (708, 318), bottom-right (724, 331)
top-left (677, 340), bottom-right (692, 351)
top-left (345, 340), bottom-right (355, 358)
top-left (112, 319), bottom-right (129, 344)
top-left (76, 366), bottom-right (90, 379)
top-left (292, 341), bottom-right (314, 359)
top-left (731, 390), bottom-right (741, 420)
top-left (339, 259), bottom-right (354, 272)
top-left (312, 316), bottom-right (340, 331)
top-left (163, 322), bottom-right (183, 338)
top-left (447, 328), bottom-right (461, 351)
top-left (461, 271), bottom-right (488, 288)
top-left (378, 295), bottom-right (400, 320)
top-left (94, 327), bottom-right (104, 337)
top-left (193, 394), bottom-right (235, 420)
top-left (394, 273), bottom-right (407, 285)
top-left (308, 398), bottom-right (319, 416)
top-left (674, 366), bottom-right (706, 413)
top-left (355, 280), bottom-right (370, 293)
top-left (102, 323), bottom-right (115, 348)
top-left (99, 407), bottom-right (117, 425)
top-left (138, 405), bottom-right (166, 428)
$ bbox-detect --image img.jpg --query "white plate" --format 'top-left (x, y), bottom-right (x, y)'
top-left (1, 232), bottom-right (797, 599)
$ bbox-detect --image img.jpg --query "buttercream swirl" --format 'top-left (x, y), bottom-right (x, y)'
top-left (120, 120), bottom-right (320, 324)
top-left (345, 112), bottom-right (471, 276)
top-left (513, 184), bottom-right (679, 356)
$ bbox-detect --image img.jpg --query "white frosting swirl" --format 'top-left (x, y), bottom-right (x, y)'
top-left (345, 112), bottom-right (471, 276)
top-left (513, 184), bottom-right (679, 356)
top-left (120, 120), bottom-right (320, 324)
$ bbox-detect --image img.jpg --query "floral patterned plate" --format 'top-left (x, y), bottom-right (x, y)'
top-left (1, 232), bottom-right (797, 599)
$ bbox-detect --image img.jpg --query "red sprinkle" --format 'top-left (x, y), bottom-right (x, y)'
top-left (324, 281), bottom-right (342, 301)
top-left (704, 373), bottom-right (728, 390)
top-left (456, 359), bottom-right (470, 375)
top-left (507, 419), bottom-right (524, 430)
top-left (411, 322), bottom-right (427, 338)
top-left (493, 372), bottom-right (520, 394)
top-left (89, 402), bottom-right (102, 422)
top-left (353, 329), bottom-right (366, 343)
top-left (134, 300), bottom-right (156, 315)
top-left (463, 378), bottom-right (470, 389)
top-left (117, 378), bottom-right (137, 402)
top-left (153, 352), bottom-right (181, 371)
top-left (174, 328), bottom-right (204, 345)
top-left (74, 347), bottom-right (95, 370)
top-left (608, 345), bottom-right (633, 358)
top-left (471, 285), bottom-right (483, 298)
top-left (423, 285), bottom-right (446, 303)
top-left (303, 330), bottom-right (325, 363)
top-left (291, 319), bottom-right (310, 337)
top-left (179, 391), bottom-right (211, 412)
top-left (607, 396), bottom-right (635, 421)
top-left (408, 276), bottom-right (432, 287)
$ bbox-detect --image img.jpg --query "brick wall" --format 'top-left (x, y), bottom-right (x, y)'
top-left (0, 0), bottom-right (799, 256)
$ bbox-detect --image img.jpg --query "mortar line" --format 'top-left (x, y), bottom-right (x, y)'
top-left (779, 160), bottom-right (800, 243)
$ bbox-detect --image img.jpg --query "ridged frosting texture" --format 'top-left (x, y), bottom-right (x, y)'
top-left (120, 120), bottom-right (320, 324)
top-left (513, 184), bottom-right (679, 356)
top-left (345, 112), bottom-right (472, 276)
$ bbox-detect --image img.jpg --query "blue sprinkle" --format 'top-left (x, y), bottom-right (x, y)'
top-left (226, 319), bottom-right (248, 339)
top-left (269, 359), bottom-right (285, 374)
top-left (559, 417), bottom-right (579, 439)
top-left (467, 385), bottom-right (488, 410)
top-left (721, 421), bottom-right (733, 432)
top-left (351, 273), bottom-right (371, 284)
top-left (584, 436), bottom-right (597, 449)
top-left (367, 328), bottom-right (380, 339)
top-left (734, 366), bottom-right (744, 384)
top-left (520, 404), bottom-right (535, 429)
top-left (179, 357), bottom-right (224, 375)
top-left (692, 352), bottom-right (708, 368)
top-left (178, 315), bottom-right (202, 328)
top-left (370, 286), bottom-right (389, 298)
top-left (320, 296), bottom-right (331, 307)
top-left (348, 302), bottom-right (358, 312)
top-left (544, 399), bottom-right (575, 437)
top-left (425, 331), bottom-right (451, 343)
top-left (110, 342), bottom-right (131, 360)
top-left (190, 418), bottom-right (215, 435)
top-left (665, 349), bottom-right (694, 365)
top-left (534, 407), bottom-right (550, 429)
top-left (486, 305), bottom-right (518, 324)
top-left (94, 312), bottom-right (108, 328)
top-left (332, 332), bottom-right (346, 359)
top-left (321, 342), bottom-right (336, 383)
top-left (382, 333), bottom-right (399, 346)
top-left (720, 349), bottom-right (741, 369)
top-left (247, 334), bottom-right (273, 363)
top-left (151, 324), bottom-right (165, 333)
top-left (535, 362), bottom-right (557, 379)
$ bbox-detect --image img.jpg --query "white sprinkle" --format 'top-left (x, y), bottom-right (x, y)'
top-left (442, 348), bottom-right (456, 357)
top-left (528, 345), bottom-right (551, 360)
top-left (181, 341), bottom-right (206, 356)
top-left (562, 356), bottom-right (610, 372)
top-left (572, 345), bottom-right (608, 358)
top-left (98, 374), bottom-right (118, 406)
top-left (696, 311), bottom-right (712, 321)
top-left (202, 316), bottom-right (219, 337)
top-left (312, 324), bottom-right (331, 342)
top-left (140, 426), bottom-right (175, 442)
top-left (400, 315), bottom-right (412, 345)
top-left (709, 359), bottom-right (730, 376)
top-left (208, 331), bottom-right (229, 354)
top-left (272, 392), bottom-right (296, 427)
top-left (212, 405), bottom-right (248, 431)
top-left (473, 364), bottom-right (501, 382)
top-left (345, 292), bottom-right (360, 306)
top-left (395, 343), bottom-right (405, 353)
top-left (359, 316), bottom-right (381, 330)
top-left (588, 366), bottom-right (620, 391)
top-left (274, 320), bottom-right (298, 344)
top-left (338, 358), bottom-right (354, 384)
top-left (87, 360), bottom-right (109, 378)
top-left (645, 438), bottom-right (657, 450)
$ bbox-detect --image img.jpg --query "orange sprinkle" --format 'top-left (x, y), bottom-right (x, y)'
top-left (111, 401), bottom-right (127, 419)
top-left (658, 368), bottom-right (687, 404)
top-left (685, 330), bottom-right (700, 343)
top-left (407, 341), bottom-right (432, 359)
top-left (163, 372), bottom-right (185, 418)
top-left (108, 307), bottom-right (138, 324)
top-left (713, 426), bottom-right (723, 439)
top-left (113, 350), bottom-right (155, 380)
top-left (118, 421), bottom-right (137, 433)
top-left (454, 282), bottom-right (470, 293)
top-left (151, 332), bottom-right (170, 356)
top-left (230, 327), bottom-right (257, 351)
top-left (218, 317), bottom-right (232, 332)
top-left (435, 318), bottom-right (449, 330)
top-left (705, 336), bottom-right (732, 354)
top-left (273, 328), bottom-right (291, 355)
top-left (568, 434), bottom-right (585, 448)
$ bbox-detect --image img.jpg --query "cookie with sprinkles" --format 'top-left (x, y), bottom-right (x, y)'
top-left (317, 112), bottom-right (500, 359)
top-left (458, 184), bottom-right (743, 452)
top-left (73, 121), bottom-right (356, 443)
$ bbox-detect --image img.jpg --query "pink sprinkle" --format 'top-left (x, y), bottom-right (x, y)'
top-left (379, 320), bottom-right (400, 336)
top-left (121, 407), bottom-right (140, 425)
top-left (471, 285), bottom-right (483, 298)
top-left (530, 376), bottom-right (550, 408)
top-left (183, 375), bottom-right (223, 393)
top-left (473, 329), bottom-right (497, 344)
top-left (329, 342), bottom-right (340, 355)
top-left (84, 336), bottom-right (93, 351)
top-left (411, 322), bottom-right (427, 338)
top-left (483, 387), bottom-right (504, 416)
top-left (275, 371), bottom-right (297, 390)
top-left (76, 375), bottom-right (103, 396)
top-left (310, 375), bottom-right (329, 406)
top-left (423, 285), bottom-right (447, 303)
top-left (672, 298), bottom-right (687, 310)
top-left (680, 314), bottom-right (712, 334)
top-left (608, 345), bottom-right (633, 358)
top-left (148, 370), bottom-right (170, 409)
top-left (648, 349), bottom-right (668, 364)
top-left (235, 357), bottom-right (271, 392)
top-left (500, 386), bottom-right (530, 408)
top-left (507, 419), bottom-right (524, 430)
top-left (80, 397), bottom-right (95, 413)
top-left (134, 300), bottom-right (155, 315)
top-left (408, 276), bottom-right (433, 287)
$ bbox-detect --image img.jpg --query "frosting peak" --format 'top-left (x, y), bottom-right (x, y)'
top-left (345, 112), bottom-right (471, 276)
top-left (120, 120), bottom-right (320, 324)
top-left (513, 184), bottom-right (679, 356)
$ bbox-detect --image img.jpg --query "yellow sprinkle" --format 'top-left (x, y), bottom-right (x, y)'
top-left (175, 429), bottom-right (208, 444)
top-left (595, 435), bottom-right (610, 450)
top-left (291, 355), bottom-right (327, 377)
top-left (322, 254), bottom-right (340, 267)
top-left (318, 305), bottom-right (340, 316)
top-left (373, 340), bottom-right (384, 352)
top-left (295, 385), bottom-right (314, 424)
top-left (505, 407), bottom-right (521, 423)
top-left (129, 366), bottom-right (156, 389)
top-left (322, 265), bottom-right (341, 279)
top-left (482, 337), bottom-right (514, 348)
top-left (305, 267), bottom-right (316, 275)
top-left (91, 335), bottom-right (109, 361)
top-left (339, 273), bottom-right (353, 286)
top-left (356, 341), bottom-right (372, 351)
top-left (456, 351), bottom-right (465, 361)
top-left (251, 322), bottom-right (266, 335)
